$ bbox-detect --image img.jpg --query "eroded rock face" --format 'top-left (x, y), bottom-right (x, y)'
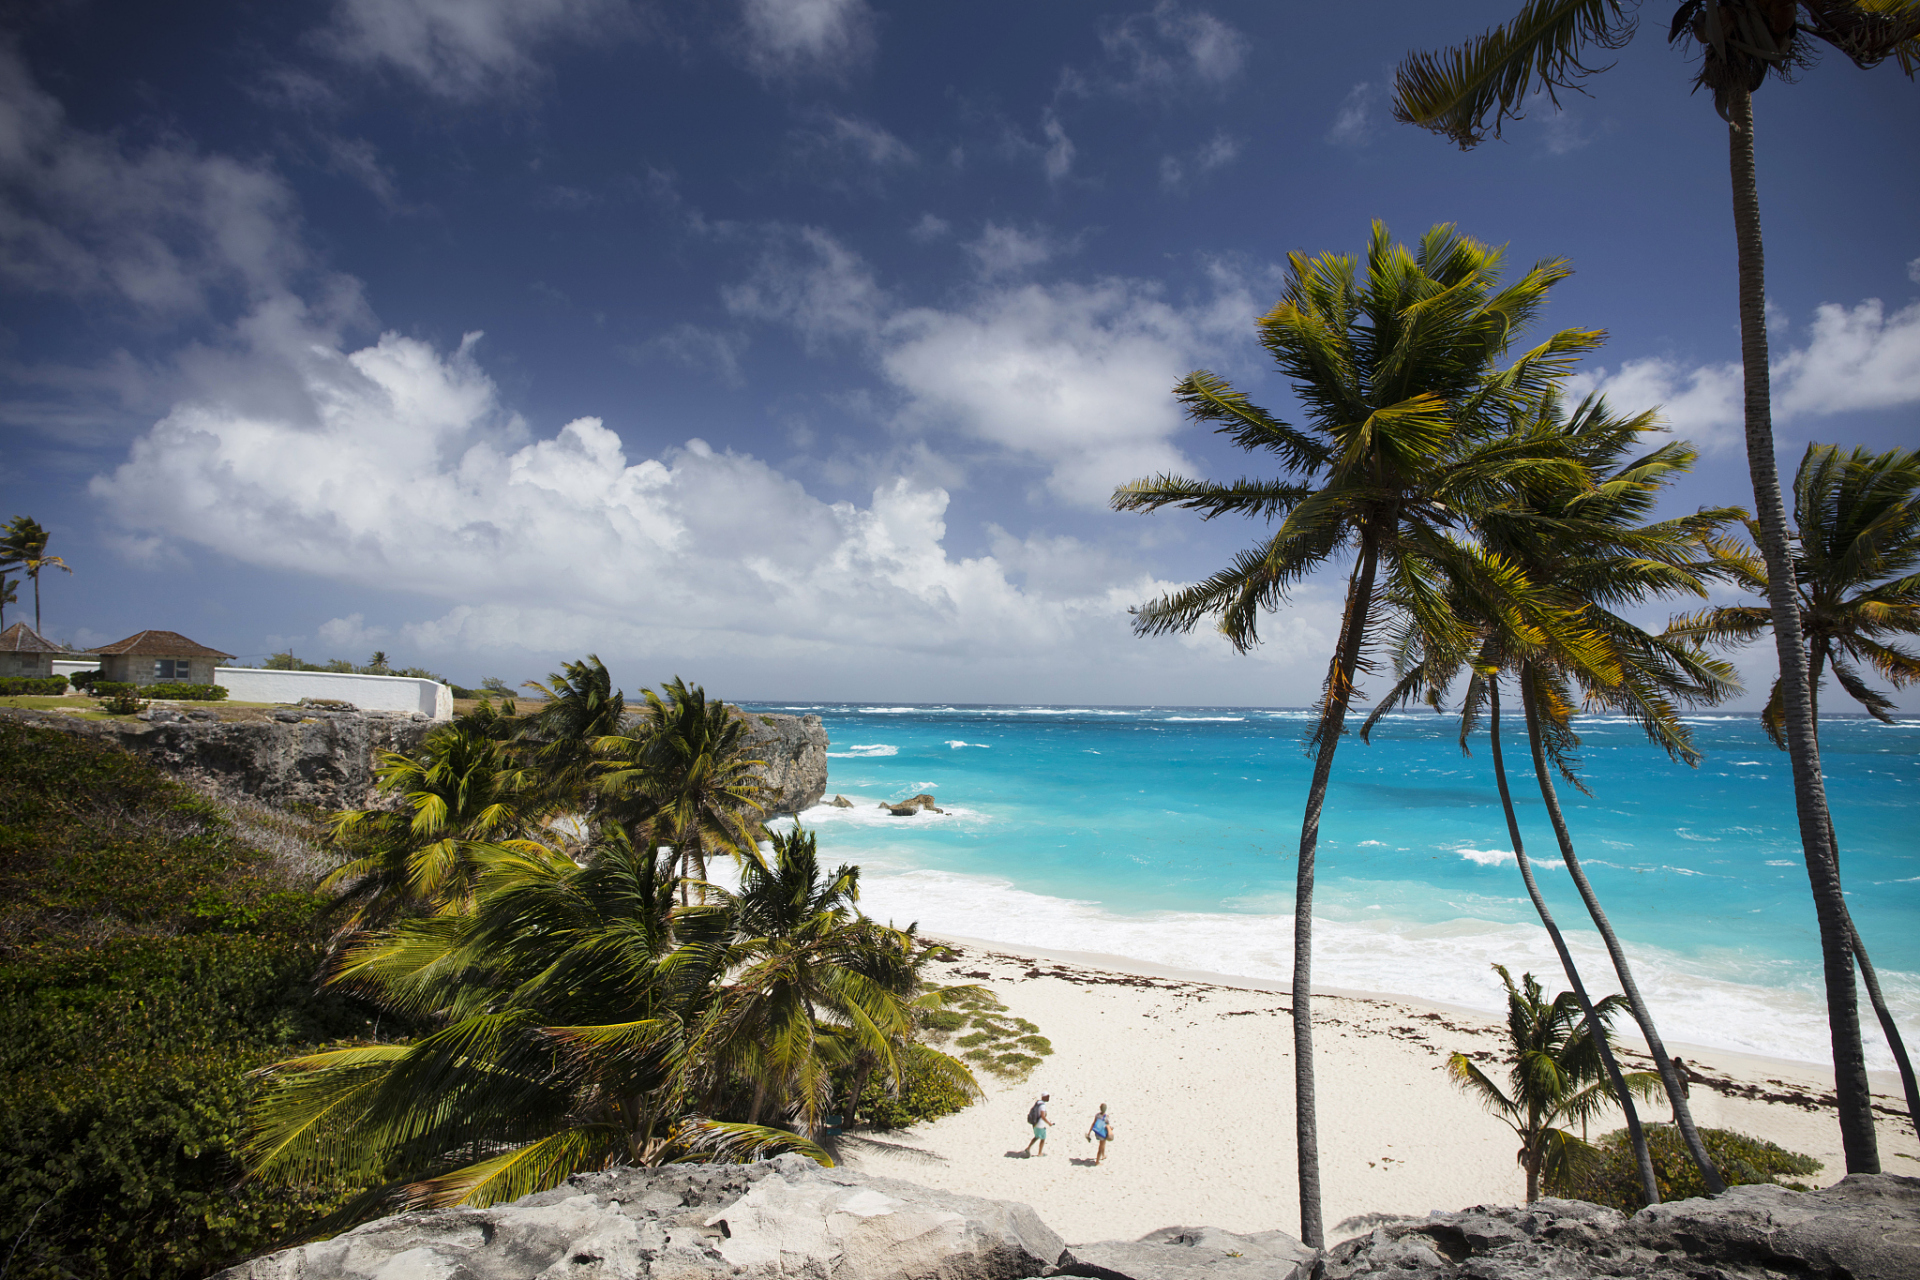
top-left (4, 708), bottom-right (430, 809)
top-left (215, 1155), bottom-right (1064, 1280)
top-left (737, 712), bottom-right (829, 815)
top-left (1322, 1175), bottom-right (1920, 1279)
top-left (1058, 1224), bottom-right (1315, 1280)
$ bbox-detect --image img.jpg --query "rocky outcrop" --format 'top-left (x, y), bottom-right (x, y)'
top-left (214, 1155), bottom-right (1063, 1280)
top-left (737, 712), bottom-right (829, 815)
top-left (1322, 1175), bottom-right (1920, 1279)
top-left (1059, 1225), bottom-right (1314, 1280)
top-left (2, 707), bottom-right (430, 809)
top-left (882, 794), bottom-right (944, 816)
top-left (210, 1162), bottom-right (1920, 1280)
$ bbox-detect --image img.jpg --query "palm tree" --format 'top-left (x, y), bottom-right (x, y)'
top-left (1448, 965), bottom-right (1660, 1203)
top-left (1669, 443), bottom-right (1920, 1138)
top-left (247, 836), bottom-right (823, 1226)
top-left (0, 572), bottom-right (14, 631)
top-left (1112, 221), bottom-right (1598, 1245)
top-left (699, 826), bottom-right (976, 1135)
top-left (1392, 0), bottom-right (1919, 1178)
top-left (520, 654), bottom-right (627, 810)
top-left (323, 718), bottom-right (547, 927)
top-left (597, 676), bottom-right (767, 897)
top-left (0, 516), bottom-right (72, 636)
top-left (1367, 391), bottom-right (1743, 1200)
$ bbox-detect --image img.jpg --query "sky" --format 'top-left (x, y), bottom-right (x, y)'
top-left (1, 0), bottom-right (1915, 707)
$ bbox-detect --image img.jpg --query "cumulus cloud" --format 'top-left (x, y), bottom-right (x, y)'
top-left (318, 0), bottom-right (633, 99)
top-left (0, 46), bottom-right (308, 315)
top-left (1566, 296), bottom-right (1920, 448)
top-left (1093, 2), bottom-right (1248, 95)
top-left (89, 323), bottom-right (1335, 695)
top-left (738, 0), bottom-right (876, 80)
top-left (724, 227), bottom-right (1255, 505)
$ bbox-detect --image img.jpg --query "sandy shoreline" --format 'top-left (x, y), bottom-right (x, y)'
top-left (828, 934), bottom-right (1919, 1245)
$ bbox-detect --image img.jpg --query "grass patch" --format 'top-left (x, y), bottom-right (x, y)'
top-left (917, 983), bottom-right (1054, 1081)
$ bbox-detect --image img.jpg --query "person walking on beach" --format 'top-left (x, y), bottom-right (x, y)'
top-left (1023, 1093), bottom-right (1051, 1156)
top-left (1085, 1103), bottom-right (1114, 1164)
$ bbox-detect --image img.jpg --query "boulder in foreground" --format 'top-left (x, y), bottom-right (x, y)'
top-left (215, 1154), bottom-right (1064, 1280)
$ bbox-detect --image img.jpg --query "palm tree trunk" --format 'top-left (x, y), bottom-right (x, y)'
top-left (1802, 648), bottom-right (1920, 1139)
top-left (1519, 671), bottom-right (1726, 1195)
top-left (1290, 534), bottom-right (1379, 1249)
top-left (1727, 86), bottom-right (1878, 1173)
top-left (1488, 678), bottom-right (1659, 1205)
top-left (31, 569), bottom-right (41, 635)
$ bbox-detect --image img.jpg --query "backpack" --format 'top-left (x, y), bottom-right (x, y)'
top-left (1026, 1099), bottom-right (1044, 1126)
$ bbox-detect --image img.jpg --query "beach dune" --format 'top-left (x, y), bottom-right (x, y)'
top-left (832, 938), bottom-right (1920, 1245)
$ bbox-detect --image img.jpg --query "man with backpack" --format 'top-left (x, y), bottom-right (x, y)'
top-left (1022, 1093), bottom-right (1051, 1156)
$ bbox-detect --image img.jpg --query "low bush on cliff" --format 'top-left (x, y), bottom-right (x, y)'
top-left (1547, 1123), bottom-right (1821, 1210)
top-left (0, 675), bottom-right (67, 696)
top-left (0, 719), bottom-right (377, 1280)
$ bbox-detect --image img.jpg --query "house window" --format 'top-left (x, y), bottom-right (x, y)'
top-left (155, 659), bottom-right (192, 681)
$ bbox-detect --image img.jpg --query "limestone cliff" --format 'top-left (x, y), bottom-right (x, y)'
top-left (736, 711), bottom-right (829, 815)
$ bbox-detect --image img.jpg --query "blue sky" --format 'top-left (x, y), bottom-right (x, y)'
top-left (2, 1), bottom-right (1915, 707)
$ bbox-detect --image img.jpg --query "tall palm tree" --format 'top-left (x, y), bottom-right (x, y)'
top-left (1112, 221), bottom-right (1598, 1245)
top-left (248, 836), bottom-right (823, 1227)
top-left (1448, 965), bottom-right (1660, 1203)
top-left (1392, 0), bottom-right (1919, 1177)
top-left (0, 571), bottom-right (14, 631)
top-left (699, 826), bottom-right (975, 1135)
top-left (597, 676), bottom-right (767, 897)
top-left (1670, 443), bottom-right (1920, 1137)
top-left (324, 718), bottom-right (547, 927)
top-left (0, 516), bottom-right (72, 636)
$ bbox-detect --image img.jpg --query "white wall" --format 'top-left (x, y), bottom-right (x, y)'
top-left (49, 660), bottom-right (452, 719)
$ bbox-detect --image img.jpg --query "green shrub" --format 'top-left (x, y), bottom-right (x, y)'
top-left (145, 682), bottom-right (228, 701)
top-left (0, 676), bottom-right (68, 696)
top-left (96, 689), bottom-right (147, 715)
top-left (67, 668), bottom-right (101, 692)
top-left (855, 1050), bottom-right (977, 1130)
top-left (1548, 1124), bottom-right (1822, 1211)
top-left (0, 720), bottom-right (377, 1279)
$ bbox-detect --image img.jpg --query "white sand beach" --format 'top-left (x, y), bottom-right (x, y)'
top-left (832, 936), bottom-right (1920, 1246)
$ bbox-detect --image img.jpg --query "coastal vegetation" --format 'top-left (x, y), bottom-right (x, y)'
top-left (1446, 965), bottom-right (1658, 1203)
top-left (1551, 1125), bottom-right (1823, 1211)
top-left (247, 667), bottom-right (977, 1225)
top-left (1394, 0), bottom-right (1920, 1180)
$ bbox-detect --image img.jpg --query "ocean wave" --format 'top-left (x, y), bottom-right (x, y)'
top-left (1165, 716), bottom-right (1246, 722)
top-left (946, 740), bottom-right (990, 749)
top-left (828, 744), bottom-right (899, 757)
top-left (851, 866), bottom-right (1918, 1070)
top-left (1456, 847), bottom-right (1514, 867)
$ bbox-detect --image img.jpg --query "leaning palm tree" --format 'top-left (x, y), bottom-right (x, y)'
top-left (1393, 0), bottom-right (1919, 1177)
top-left (1669, 443), bottom-right (1920, 1138)
top-left (1448, 965), bottom-right (1660, 1203)
top-left (597, 676), bottom-right (767, 896)
top-left (697, 827), bottom-right (976, 1136)
top-left (0, 571), bottom-right (14, 631)
top-left (1367, 391), bottom-right (1744, 1200)
top-left (1112, 221), bottom-right (1599, 1245)
top-left (0, 516), bottom-right (72, 635)
top-left (324, 718), bottom-right (547, 927)
top-left (247, 836), bottom-right (823, 1228)
top-left (519, 654), bottom-right (627, 810)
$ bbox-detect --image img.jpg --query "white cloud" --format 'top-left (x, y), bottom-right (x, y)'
top-left (793, 111), bottom-right (915, 167)
top-left (909, 213), bottom-right (952, 243)
top-left (88, 323), bottom-right (1336, 698)
top-left (963, 223), bottom-right (1065, 278)
top-left (1095, 2), bottom-right (1248, 95)
top-left (1161, 132), bottom-right (1240, 188)
top-left (1326, 82), bottom-right (1377, 147)
top-left (738, 0), bottom-right (876, 80)
top-left (0, 46), bottom-right (308, 315)
top-left (640, 323), bottom-right (750, 386)
top-left (319, 0), bottom-right (632, 100)
top-left (1908, 256), bottom-right (1920, 285)
top-left (724, 228), bottom-right (1256, 506)
top-left (1565, 296), bottom-right (1920, 448)
top-left (1041, 112), bottom-right (1076, 183)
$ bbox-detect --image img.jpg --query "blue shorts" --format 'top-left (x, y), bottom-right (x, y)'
top-left (1032, 1125), bottom-right (1048, 1138)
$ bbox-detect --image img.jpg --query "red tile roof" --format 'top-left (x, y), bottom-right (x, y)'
top-left (0, 622), bottom-right (74, 654)
top-left (91, 630), bottom-right (235, 660)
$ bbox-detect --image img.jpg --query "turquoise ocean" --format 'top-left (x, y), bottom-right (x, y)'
top-left (743, 702), bottom-right (1919, 1070)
